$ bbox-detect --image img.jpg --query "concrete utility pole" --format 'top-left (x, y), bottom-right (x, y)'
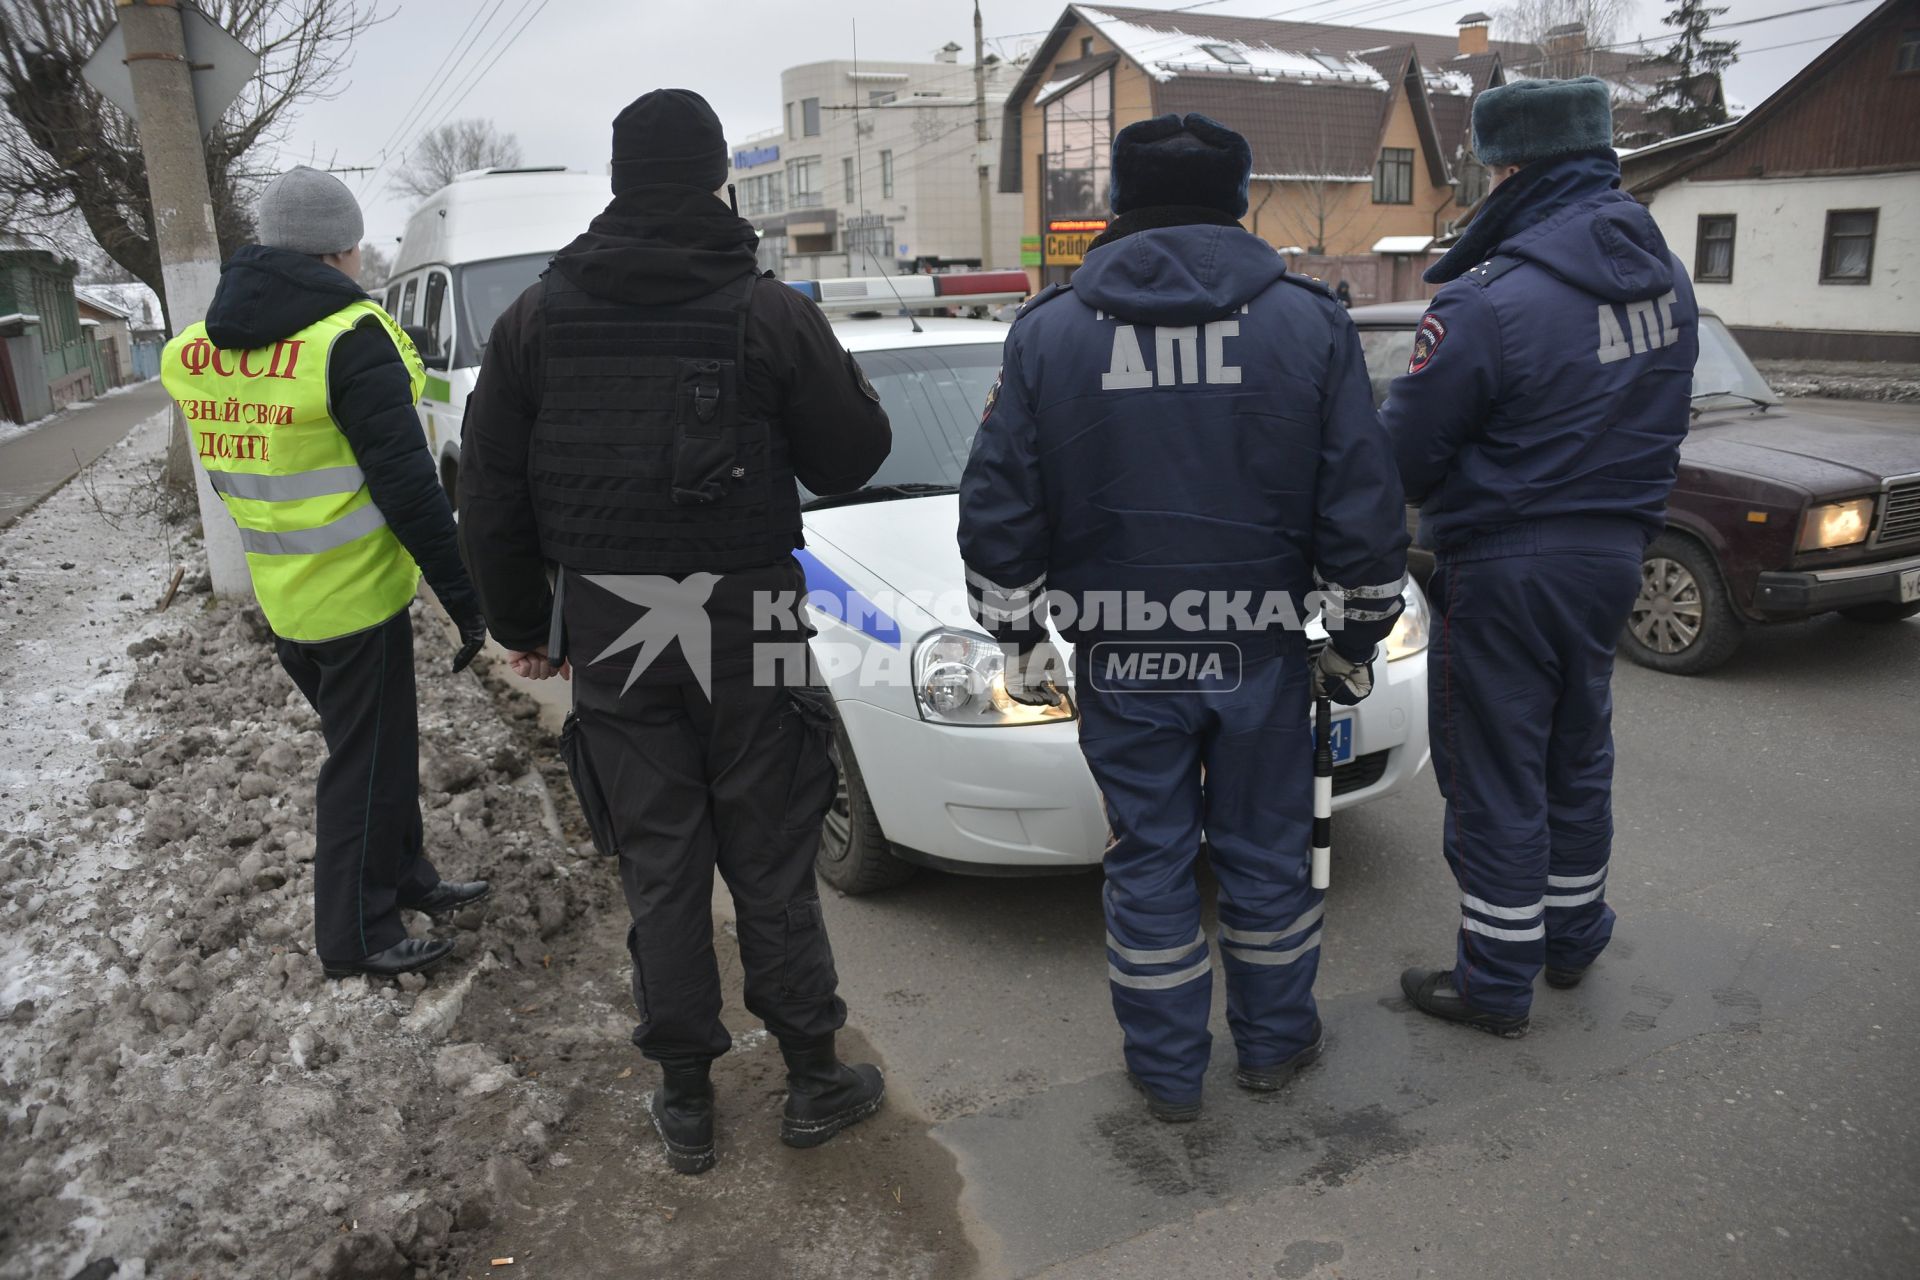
top-left (974, 0), bottom-right (994, 269)
top-left (117, 0), bottom-right (250, 599)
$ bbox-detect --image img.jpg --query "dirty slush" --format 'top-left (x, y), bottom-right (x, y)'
top-left (1, 418), bottom-right (974, 1280)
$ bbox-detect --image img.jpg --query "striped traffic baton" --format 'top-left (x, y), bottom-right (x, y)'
top-left (1311, 694), bottom-right (1334, 890)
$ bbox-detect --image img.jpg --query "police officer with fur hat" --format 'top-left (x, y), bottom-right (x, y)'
top-left (457, 89), bottom-right (892, 1174)
top-left (1381, 79), bottom-right (1696, 1036)
top-left (959, 114), bottom-right (1408, 1122)
top-left (160, 167), bottom-right (492, 981)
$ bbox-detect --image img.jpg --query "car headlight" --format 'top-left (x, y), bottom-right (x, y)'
top-left (912, 630), bottom-right (1075, 726)
top-left (1798, 498), bottom-right (1873, 551)
top-left (1383, 581), bottom-right (1430, 661)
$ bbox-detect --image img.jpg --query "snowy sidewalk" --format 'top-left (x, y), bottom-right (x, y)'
top-left (0, 412), bottom-right (608, 1279)
top-left (0, 379), bottom-right (170, 528)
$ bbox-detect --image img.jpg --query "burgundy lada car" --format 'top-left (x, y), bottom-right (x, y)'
top-left (1352, 302), bottom-right (1920, 674)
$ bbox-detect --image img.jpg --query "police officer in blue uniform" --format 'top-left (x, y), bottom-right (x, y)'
top-left (959, 114), bottom-right (1409, 1121)
top-left (1381, 79), bottom-right (1696, 1036)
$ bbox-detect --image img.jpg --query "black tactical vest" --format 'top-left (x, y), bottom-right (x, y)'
top-left (529, 271), bottom-right (801, 574)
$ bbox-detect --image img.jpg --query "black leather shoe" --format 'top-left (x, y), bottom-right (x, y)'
top-left (648, 1063), bottom-right (716, 1175)
top-left (405, 880), bottom-right (491, 919)
top-left (1544, 965), bottom-right (1586, 989)
top-left (1237, 1019), bottom-right (1326, 1093)
top-left (1400, 967), bottom-right (1530, 1038)
top-left (1127, 1071), bottom-right (1203, 1123)
top-left (322, 937), bottom-right (455, 979)
top-left (778, 1034), bottom-right (885, 1149)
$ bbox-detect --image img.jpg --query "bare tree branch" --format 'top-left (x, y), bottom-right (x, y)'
top-left (0, 0), bottom-right (384, 327)
top-left (390, 118), bottom-right (522, 203)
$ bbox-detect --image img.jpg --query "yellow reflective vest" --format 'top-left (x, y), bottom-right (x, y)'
top-left (161, 301), bottom-right (426, 642)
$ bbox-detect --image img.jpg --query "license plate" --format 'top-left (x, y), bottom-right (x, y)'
top-left (1322, 716), bottom-right (1355, 765)
top-left (1902, 568), bottom-right (1920, 603)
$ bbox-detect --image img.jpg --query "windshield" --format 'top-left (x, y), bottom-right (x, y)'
top-left (453, 253), bottom-right (553, 367)
top-left (1692, 314), bottom-right (1779, 411)
top-left (834, 342), bottom-right (1003, 491)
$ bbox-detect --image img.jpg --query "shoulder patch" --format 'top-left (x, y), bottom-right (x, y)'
top-left (846, 350), bottom-right (881, 403)
top-left (1408, 312), bottom-right (1447, 374)
top-left (981, 367), bottom-right (1002, 422)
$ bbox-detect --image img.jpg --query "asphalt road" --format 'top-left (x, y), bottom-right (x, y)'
top-left (0, 381), bottom-right (170, 528)
top-left (814, 608), bottom-right (1920, 1279)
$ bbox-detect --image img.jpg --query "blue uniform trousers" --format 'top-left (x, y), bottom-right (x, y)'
top-left (1075, 650), bottom-right (1323, 1104)
top-left (1427, 516), bottom-right (1645, 1017)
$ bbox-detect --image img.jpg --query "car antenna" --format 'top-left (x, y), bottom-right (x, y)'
top-left (848, 16), bottom-right (921, 334)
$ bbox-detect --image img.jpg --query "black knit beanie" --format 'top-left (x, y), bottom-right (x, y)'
top-left (610, 88), bottom-right (729, 194)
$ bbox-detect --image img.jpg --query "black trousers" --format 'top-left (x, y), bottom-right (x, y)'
top-left (276, 608), bottom-right (439, 965)
top-left (565, 668), bottom-right (846, 1065)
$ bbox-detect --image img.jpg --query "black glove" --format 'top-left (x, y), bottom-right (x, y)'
top-left (1311, 645), bottom-right (1374, 706)
top-left (446, 594), bottom-right (488, 674)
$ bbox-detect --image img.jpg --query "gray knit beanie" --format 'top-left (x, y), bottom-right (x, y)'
top-left (256, 166), bottom-right (364, 255)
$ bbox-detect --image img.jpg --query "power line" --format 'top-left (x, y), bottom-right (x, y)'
top-left (357, 0), bottom-right (513, 196)
top-left (373, 0), bottom-right (552, 202)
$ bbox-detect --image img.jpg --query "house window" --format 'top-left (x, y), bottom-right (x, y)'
top-left (802, 97), bottom-right (821, 137)
top-left (785, 102), bottom-right (795, 139)
top-left (1042, 67), bottom-right (1113, 222)
top-left (880, 149), bottom-right (894, 199)
top-left (844, 157), bottom-right (855, 202)
top-left (1373, 147), bottom-right (1413, 204)
top-left (786, 156), bottom-right (822, 208)
top-left (1081, 36), bottom-right (1094, 57)
top-left (793, 232), bottom-right (834, 255)
top-left (870, 89), bottom-right (896, 105)
top-left (1201, 42), bottom-right (1246, 65)
top-left (1695, 215), bottom-right (1735, 283)
top-left (1896, 28), bottom-right (1919, 72)
top-left (1820, 209), bottom-right (1877, 284)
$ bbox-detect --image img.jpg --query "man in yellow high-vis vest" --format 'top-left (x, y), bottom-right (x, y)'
top-left (162, 167), bottom-right (491, 980)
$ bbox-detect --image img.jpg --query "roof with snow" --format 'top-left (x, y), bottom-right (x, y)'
top-left (76, 283), bottom-right (164, 332)
top-left (1001, 3), bottom-right (1708, 198)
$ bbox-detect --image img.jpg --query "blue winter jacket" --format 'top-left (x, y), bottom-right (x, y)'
top-left (957, 221), bottom-right (1409, 663)
top-left (1382, 152), bottom-right (1696, 550)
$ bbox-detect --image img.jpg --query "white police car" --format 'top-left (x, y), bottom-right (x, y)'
top-left (796, 273), bottom-right (1433, 893)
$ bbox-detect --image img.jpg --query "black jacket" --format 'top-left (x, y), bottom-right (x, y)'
top-left (205, 246), bottom-right (476, 621)
top-left (457, 186), bottom-right (893, 650)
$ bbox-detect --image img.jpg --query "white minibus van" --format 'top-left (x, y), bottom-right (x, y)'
top-left (383, 167), bottom-right (608, 505)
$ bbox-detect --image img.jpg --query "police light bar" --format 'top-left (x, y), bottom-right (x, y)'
top-left (786, 270), bottom-right (1029, 313)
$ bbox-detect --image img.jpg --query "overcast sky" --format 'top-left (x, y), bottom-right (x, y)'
top-left (272, 0), bottom-right (1871, 249)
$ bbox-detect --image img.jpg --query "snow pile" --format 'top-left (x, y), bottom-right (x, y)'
top-left (1756, 360), bottom-right (1920, 403)
top-left (0, 417), bottom-right (613, 1278)
top-left (1076, 6), bottom-right (1388, 87)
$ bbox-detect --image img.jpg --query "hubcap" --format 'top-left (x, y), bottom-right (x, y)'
top-left (1630, 556), bottom-right (1705, 654)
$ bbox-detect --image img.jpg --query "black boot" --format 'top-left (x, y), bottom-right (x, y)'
top-left (1400, 967), bottom-right (1530, 1038)
top-left (1236, 1018), bottom-right (1326, 1093)
top-left (1544, 964), bottom-right (1586, 989)
top-left (779, 1035), bottom-right (884, 1149)
top-left (322, 937), bottom-right (454, 979)
top-left (405, 879), bottom-right (491, 920)
top-left (648, 1062), bottom-right (716, 1175)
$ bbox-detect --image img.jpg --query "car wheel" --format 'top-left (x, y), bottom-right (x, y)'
top-left (1839, 600), bottom-right (1920, 623)
top-left (816, 718), bottom-right (916, 895)
top-left (1621, 532), bottom-right (1744, 675)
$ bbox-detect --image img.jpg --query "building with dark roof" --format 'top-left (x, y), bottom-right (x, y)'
top-left (1622, 0), bottom-right (1918, 362)
top-left (1000, 5), bottom-right (1704, 299)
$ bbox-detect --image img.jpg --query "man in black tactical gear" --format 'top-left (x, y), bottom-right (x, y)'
top-left (458, 88), bottom-right (893, 1175)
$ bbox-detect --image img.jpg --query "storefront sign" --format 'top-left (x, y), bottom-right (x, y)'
top-left (733, 144), bottom-right (780, 170)
top-left (1043, 219), bottom-right (1107, 267)
top-left (1020, 235), bottom-right (1042, 267)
